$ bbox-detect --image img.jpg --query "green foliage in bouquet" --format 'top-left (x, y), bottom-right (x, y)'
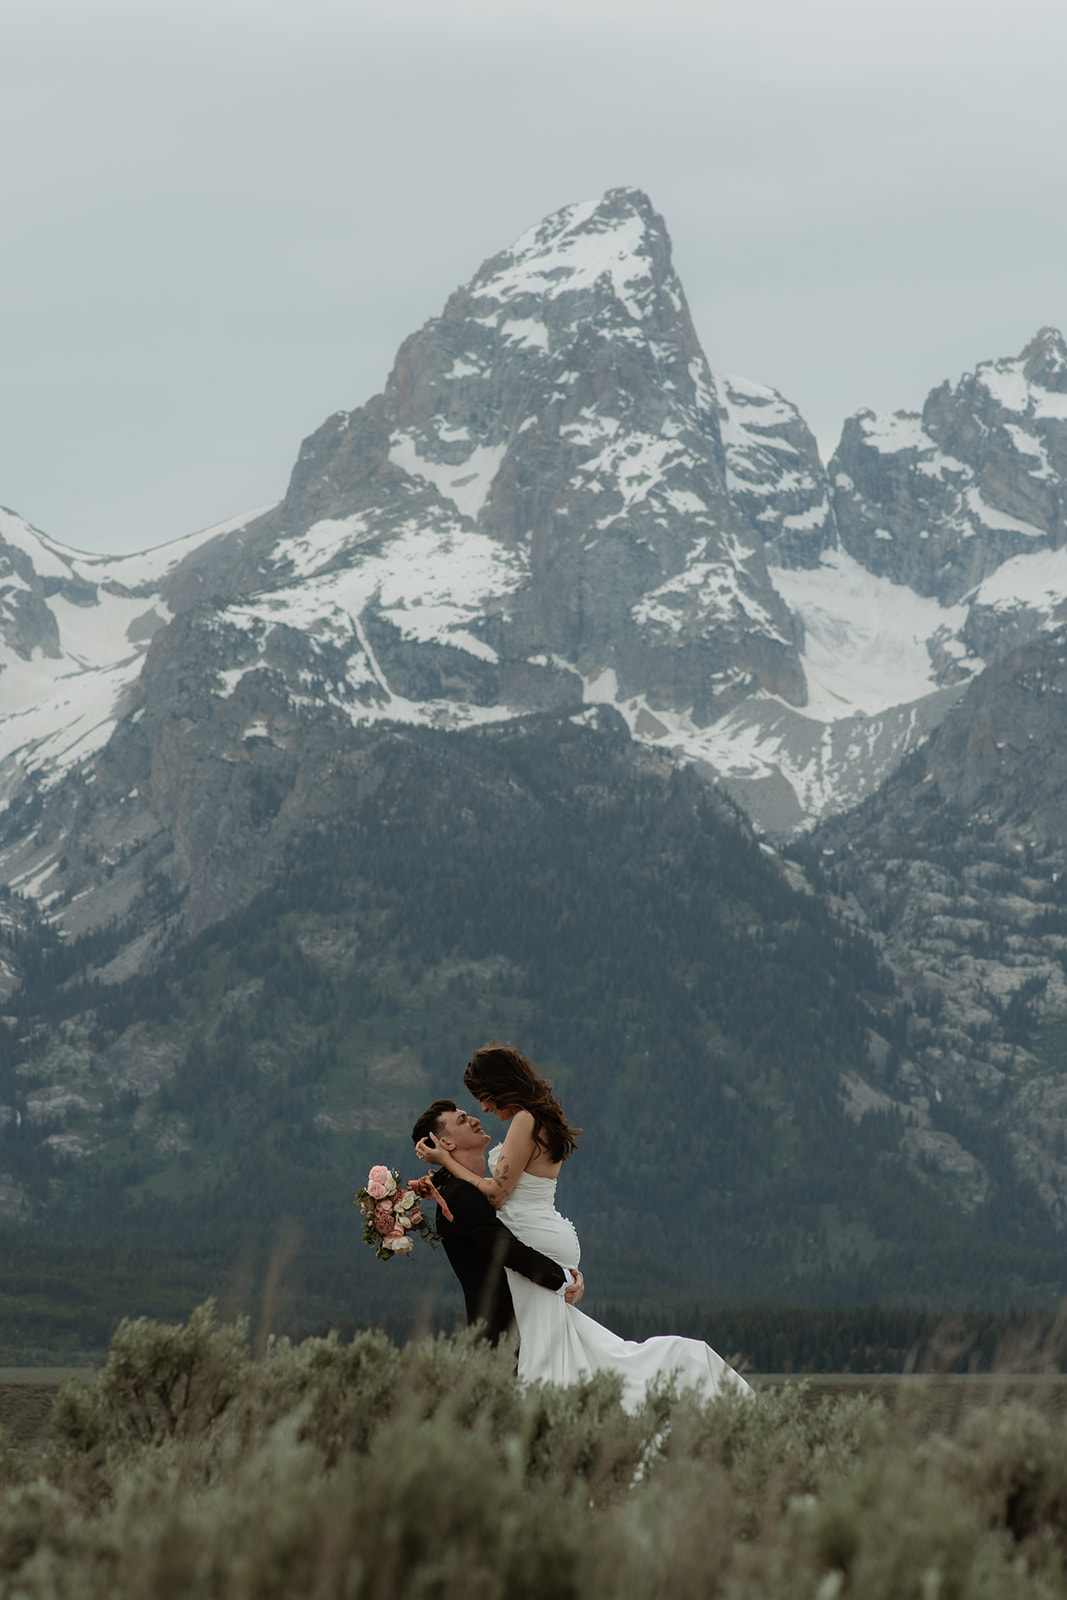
top-left (354, 1165), bottom-right (440, 1260)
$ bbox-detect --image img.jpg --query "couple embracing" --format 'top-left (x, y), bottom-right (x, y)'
top-left (411, 1043), bottom-right (749, 1412)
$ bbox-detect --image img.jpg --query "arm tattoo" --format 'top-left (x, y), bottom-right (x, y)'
top-left (489, 1157), bottom-right (511, 1196)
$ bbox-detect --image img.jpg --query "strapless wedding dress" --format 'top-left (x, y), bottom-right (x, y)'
top-left (492, 1147), bottom-right (751, 1412)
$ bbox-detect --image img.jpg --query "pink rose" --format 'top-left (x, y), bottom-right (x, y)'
top-left (408, 1206), bottom-right (423, 1227)
top-left (367, 1165), bottom-right (397, 1197)
top-left (367, 1180), bottom-right (387, 1200)
top-left (374, 1205), bottom-right (396, 1232)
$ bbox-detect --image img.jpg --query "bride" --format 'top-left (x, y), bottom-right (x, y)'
top-left (415, 1042), bottom-right (750, 1412)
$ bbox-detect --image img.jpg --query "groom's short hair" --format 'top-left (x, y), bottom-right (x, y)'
top-left (411, 1099), bottom-right (457, 1154)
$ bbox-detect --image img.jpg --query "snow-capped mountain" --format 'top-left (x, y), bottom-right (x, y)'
top-left (228, 187), bottom-right (806, 722)
top-left (696, 329), bottom-right (1067, 831)
top-left (4, 188), bottom-right (1067, 946)
top-left (833, 328), bottom-right (1067, 605)
top-left (0, 504), bottom-right (268, 812)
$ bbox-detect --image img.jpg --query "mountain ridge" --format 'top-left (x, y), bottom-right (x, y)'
top-left (2, 187), bottom-right (1067, 1329)
top-left (3, 191), bottom-right (1067, 868)
top-left (1, 208), bottom-right (1064, 888)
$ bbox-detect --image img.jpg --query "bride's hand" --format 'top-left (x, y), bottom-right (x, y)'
top-left (414, 1137), bottom-right (440, 1165)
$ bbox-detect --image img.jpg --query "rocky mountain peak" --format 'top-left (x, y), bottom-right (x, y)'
top-left (193, 187), bottom-right (807, 729)
top-left (718, 377), bottom-right (834, 571)
top-left (275, 188), bottom-right (719, 539)
top-left (463, 187), bottom-right (678, 329)
top-left (831, 327), bottom-right (1067, 606)
top-left (1021, 326), bottom-right (1067, 391)
top-left (379, 184), bottom-right (732, 551)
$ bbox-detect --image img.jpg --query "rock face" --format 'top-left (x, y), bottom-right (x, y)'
top-left (0, 536), bottom-right (61, 662)
top-left (924, 626), bottom-right (1067, 839)
top-left (719, 376), bottom-right (835, 570)
top-left (810, 622), bottom-right (1067, 1226)
top-left (185, 189), bottom-right (807, 721)
top-left (5, 189), bottom-right (1067, 951)
top-left (831, 328), bottom-right (1067, 606)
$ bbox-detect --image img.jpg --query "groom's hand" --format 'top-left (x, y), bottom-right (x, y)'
top-left (564, 1270), bottom-right (584, 1305)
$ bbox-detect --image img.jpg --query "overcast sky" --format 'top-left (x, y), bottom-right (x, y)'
top-left (4, 0), bottom-right (1067, 555)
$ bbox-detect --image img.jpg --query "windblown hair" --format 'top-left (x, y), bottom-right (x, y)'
top-left (463, 1044), bottom-right (580, 1163)
top-left (411, 1099), bottom-right (457, 1157)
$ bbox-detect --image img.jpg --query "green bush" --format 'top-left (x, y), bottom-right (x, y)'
top-left (0, 1302), bottom-right (1066, 1596)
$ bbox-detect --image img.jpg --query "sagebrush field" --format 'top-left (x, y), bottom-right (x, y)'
top-left (2, 1302), bottom-right (1067, 1596)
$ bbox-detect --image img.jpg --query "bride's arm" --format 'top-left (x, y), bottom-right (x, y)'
top-left (415, 1111), bottom-right (537, 1208)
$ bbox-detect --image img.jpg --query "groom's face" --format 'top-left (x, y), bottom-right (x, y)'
top-left (436, 1107), bottom-right (491, 1156)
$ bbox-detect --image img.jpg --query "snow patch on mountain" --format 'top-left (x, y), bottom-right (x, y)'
top-left (0, 655), bottom-right (142, 813)
top-left (216, 513), bottom-right (527, 712)
top-left (387, 434), bottom-right (507, 521)
top-left (216, 587), bottom-right (515, 734)
top-left (478, 197), bottom-right (657, 320)
top-left (0, 504), bottom-right (273, 593)
top-left (963, 488), bottom-right (1043, 539)
top-left (771, 550), bottom-right (976, 718)
top-left (972, 544), bottom-right (1067, 616)
top-left (279, 513), bottom-right (376, 580)
top-left (858, 413), bottom-right (935, 455)
top-left (571, 545), bottom-right (980, 831)
top-left (632, 537), bottom-right (792, 643)
top-left (0, 504), bottom-right (272, 798)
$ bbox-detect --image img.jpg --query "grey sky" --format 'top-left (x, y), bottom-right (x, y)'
top-left (4, 0), bottom-right (1066, 555)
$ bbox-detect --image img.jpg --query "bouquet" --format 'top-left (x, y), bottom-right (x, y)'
top-left (355, 1165), bottom-right (443, 1259)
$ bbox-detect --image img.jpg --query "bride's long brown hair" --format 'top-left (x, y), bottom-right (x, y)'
top-left (463, 1043), bottom-right (580, 1163)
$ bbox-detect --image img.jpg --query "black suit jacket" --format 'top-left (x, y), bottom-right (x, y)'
top-left (435, 1169), bottom-right (567, 1345)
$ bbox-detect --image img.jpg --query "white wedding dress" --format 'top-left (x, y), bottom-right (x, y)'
top-left (491, 1146), bottom-right (751, 1412)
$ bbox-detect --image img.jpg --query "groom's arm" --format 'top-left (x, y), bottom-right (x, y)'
top-left (445, 1184), bottom-right (576, 1293)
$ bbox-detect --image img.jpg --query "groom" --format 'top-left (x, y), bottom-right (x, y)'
top-left (411, 1098), bottom-right (583, 1345)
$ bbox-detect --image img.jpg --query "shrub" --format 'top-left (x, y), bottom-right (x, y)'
top-left (52, 1298), bottom-right (251, 1452)
top-left (0, 1303), bottom-right (1063, 1597)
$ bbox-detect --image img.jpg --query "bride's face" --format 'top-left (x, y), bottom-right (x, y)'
top-left (477, 1097), bottom-right (514, 1120)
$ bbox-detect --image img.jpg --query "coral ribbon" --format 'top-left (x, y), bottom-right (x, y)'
top-left (424, 1177), bottom-right (453, 1222)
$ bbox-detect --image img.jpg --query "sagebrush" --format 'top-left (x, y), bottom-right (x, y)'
top-left (0, 1301), bottom-right (1066, 1596)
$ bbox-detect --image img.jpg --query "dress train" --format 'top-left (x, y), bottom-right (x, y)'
top-left (491, 1146), bottom-right (751, 1412)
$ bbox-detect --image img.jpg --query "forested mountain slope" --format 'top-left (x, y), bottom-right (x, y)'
top-left (1, 710), bottom-right (1063, 1347)
top-left (807, 623), bottom-right (1067, 1234)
